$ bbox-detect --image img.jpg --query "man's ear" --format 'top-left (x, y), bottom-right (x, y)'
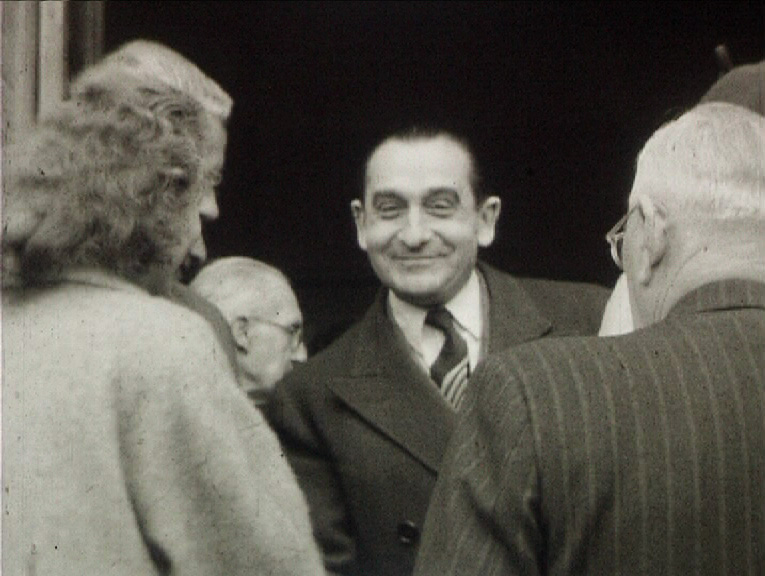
top-left (3, 204), bottom-right (41, 244)
top-left (477, 196), bottom-right (501, 247)
top-left (231, 317), bottom-right (250, 352)
top-left (350, 199), bottom-right (368, 251)
top-left (634, 196), bottom-right (668, 285)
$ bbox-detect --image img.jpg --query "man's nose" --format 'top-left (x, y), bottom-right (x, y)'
top-left (292, 342), bottom-right (308, 363)
top-left (398, 209), bottom-right (432, 247)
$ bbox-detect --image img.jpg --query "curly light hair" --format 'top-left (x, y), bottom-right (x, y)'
top-left (74, 39), bottom-right (233, 122)
top-left (3, 70), bottom-right (210, 290)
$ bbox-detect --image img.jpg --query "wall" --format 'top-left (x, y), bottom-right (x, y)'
top-left (102, 1), bottom-right (765, 350)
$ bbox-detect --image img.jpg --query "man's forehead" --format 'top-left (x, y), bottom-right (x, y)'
top-left (247, 279), bottom-right (302, 318)
top-left (366, 137), bottom-right (472, 192)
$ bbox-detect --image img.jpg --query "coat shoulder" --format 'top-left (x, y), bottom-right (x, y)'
top-left (277, 309), bottom-right (372, 399)
top-left (515, 276), bottom-right (610, 335)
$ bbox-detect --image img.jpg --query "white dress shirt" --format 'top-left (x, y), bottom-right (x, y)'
top-left (388, 271), bottom-right (482, 375)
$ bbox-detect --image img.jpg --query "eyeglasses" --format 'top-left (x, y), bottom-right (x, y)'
top-left (605, 205), bottom-right (638, 270)
top-left (247, 315), bottom-right (303, 353)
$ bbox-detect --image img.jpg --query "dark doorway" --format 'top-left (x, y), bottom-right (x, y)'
top-left (104, 1), bottom-right (764, 351)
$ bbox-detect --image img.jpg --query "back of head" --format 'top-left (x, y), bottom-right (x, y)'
top-left (190, 257), bottom-right (295, 322)
top-left (3, 68), bottom-right (208, 289)
top-left (631, 102), bottom-right (765, 221)
top-left (71, 39), bottom-right (233, 122)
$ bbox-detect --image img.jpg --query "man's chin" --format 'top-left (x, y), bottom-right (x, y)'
top-left (389, 282), bottom-right (447, 307)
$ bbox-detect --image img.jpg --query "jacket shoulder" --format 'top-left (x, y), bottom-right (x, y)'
top-left (282, 310), bottom-right (372, 388)
top-left (515, 276), bottom-right (610, 335)
top-left (515, 275), bottom-right (610, 301)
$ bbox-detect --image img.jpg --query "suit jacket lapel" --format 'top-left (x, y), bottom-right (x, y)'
top-left (326, 264), bottom-right (572, 474)
top-left (328, 291), bottom-right (456, 473)
top-left (480, 262), bottom-right (553, 353)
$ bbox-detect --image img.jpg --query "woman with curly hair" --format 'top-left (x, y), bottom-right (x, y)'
top-left (2, 58), bottom-right (325, 575)
top-left (68, 38), bottom-right (240, 369)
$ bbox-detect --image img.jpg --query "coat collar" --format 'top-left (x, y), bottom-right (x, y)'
top-left (2, 266), bottom-right (147, 295)
top-left (669, 279), bottom-right (765, 317)
top-left (328, 288), bottom-right (456, 473)
top-left (327, 262), bottom-right (553, 473)
top-left (479, 262), bottom-right (553, 353)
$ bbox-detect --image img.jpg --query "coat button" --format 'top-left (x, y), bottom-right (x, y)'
top-left (397, 520), bottom-right (420, 546)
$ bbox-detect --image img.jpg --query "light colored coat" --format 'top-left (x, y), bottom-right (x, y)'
top-left (3, 269), bottom-right (326, 576)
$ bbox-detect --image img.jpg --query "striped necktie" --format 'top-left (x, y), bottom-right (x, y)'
top-left (425, 306), bottom-right (470, 410)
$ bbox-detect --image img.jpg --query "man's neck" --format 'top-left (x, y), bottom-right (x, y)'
top-left (655, 236), bottom-right (765, 321)
top-left (387, 271), bottom-right (483, 369)
top-left (388, 271), bottom-right (480, 319)
top-left (237, 369), bottom-right (269, 406)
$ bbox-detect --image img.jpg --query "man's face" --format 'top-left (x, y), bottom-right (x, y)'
top-left (352, 136), bottom-right (500, 307)
top-left (239, 289), bottom-right (307, 404)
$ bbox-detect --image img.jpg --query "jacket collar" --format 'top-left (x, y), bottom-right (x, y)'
top-left (669, 279), bottom-right (765, 317)
top-left (479, 261), bottom-right (553, 353)
top-left (3, 266), bottom-right (146, 295)
top-left (328, 288), bottom-right (456, 472)
top-left (327, 261), bottom-right (553, 473)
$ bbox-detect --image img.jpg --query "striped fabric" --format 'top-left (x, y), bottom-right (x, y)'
top-left (439, 356), bottom-right (470, 410)
top-left (413, 280), bottom-right (765, 576)
top-left (427, 306), bottom-right (471, 410)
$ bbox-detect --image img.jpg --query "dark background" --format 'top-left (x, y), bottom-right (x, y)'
top-left (104, 1), bottom-right (764, 351)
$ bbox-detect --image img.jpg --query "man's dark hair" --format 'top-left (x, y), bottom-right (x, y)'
top-left (357, 124), bottom-right (489, 205)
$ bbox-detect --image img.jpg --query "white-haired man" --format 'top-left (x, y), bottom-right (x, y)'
top-left (191, 257), bottom-right (307, 405)
top-left (414, 102), bottom-right (765, 576)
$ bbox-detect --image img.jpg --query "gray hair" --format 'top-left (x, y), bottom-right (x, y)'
top-left (3, 70), bottom-right (207, 289)
top-left (71, 39), bottom-right (233, 122)
top-left (631, 102), bottom-right (765, 219)
top-left (190, 257), bottom-right (296, 322)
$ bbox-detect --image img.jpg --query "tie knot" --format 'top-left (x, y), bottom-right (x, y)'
top-left (425, 306), bottom-right (455, 333)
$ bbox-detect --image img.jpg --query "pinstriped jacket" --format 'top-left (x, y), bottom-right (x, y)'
top-left (414, 280), bottom-right (765, 576)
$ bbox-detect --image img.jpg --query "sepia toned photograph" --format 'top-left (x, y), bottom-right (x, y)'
top-left (2, 2), bottom-right (764, 574)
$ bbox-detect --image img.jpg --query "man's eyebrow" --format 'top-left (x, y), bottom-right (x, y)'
top-left (424, 187), bottom-right (459, 197)
top-left (370, 190), bottom-right (405, 201)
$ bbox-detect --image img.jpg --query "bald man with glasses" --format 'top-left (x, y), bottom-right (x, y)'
top-left (599, 56), bottom-right (765, 338)
top-left (191, 257), bottom-right (307, 406)
top-left (414, 101), bottom-right (765, 576)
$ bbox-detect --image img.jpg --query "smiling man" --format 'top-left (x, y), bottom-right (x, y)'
top-left (265, 127), bottom-right (610, 576)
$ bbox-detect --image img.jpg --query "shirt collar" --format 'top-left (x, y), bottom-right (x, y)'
top-left (445, 271), bottom-right (482, 339)
top-left (388, 270), bottom-right (482, 346)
